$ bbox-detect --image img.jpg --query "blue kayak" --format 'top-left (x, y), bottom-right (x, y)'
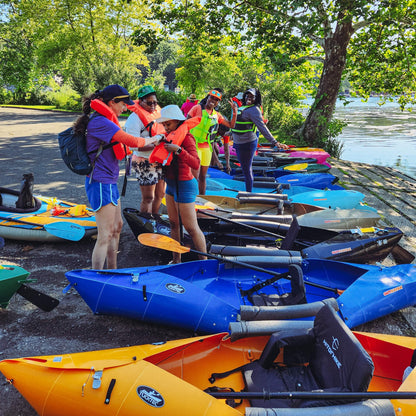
top-left (206, 178), bottom-right (367, 209)
top-left (65, 258), bottom-right (416, 334)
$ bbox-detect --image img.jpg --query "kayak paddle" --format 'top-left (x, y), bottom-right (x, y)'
top-left (138, 233), bottom-right (343, 295)
top-left (208, 390), bottom-right (416, 400)
top-left (0, 216), bottom-right (85, 241)
top-left (16, 284), bottom-right (59, 312)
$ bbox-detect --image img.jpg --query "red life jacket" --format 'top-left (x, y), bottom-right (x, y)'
top-left (126, 101), bottom-right (166, 136)
top-left (90, 99), bottom-right (130, 160)
top-left (149, 117), bottom-right (201, 166)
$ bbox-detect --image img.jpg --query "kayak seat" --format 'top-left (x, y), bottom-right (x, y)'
top-left (280, 216), bottom-right (300, 250)
top-left (243, 303), bottom-right (374, 409)
top-left (250, 265), bottom-right (306, 307)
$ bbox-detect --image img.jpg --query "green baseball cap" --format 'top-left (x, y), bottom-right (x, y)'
top-left (137, 85), bottom-right (156, 99)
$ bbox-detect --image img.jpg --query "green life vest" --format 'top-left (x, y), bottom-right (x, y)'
top-left (190, 109), bottom-right (219, 151)
top-left (231, 105), bottom-right (256, 134)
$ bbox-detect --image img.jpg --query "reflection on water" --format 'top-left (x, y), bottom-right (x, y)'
top-left (304, 97), bottom-right (416, 178)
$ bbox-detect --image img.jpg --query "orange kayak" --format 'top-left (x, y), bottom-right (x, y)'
top-left (1, 304), bottom-right (415, 415)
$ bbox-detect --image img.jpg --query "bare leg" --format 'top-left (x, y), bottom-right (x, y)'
top-left (198, 165), bottom-right (209, 195)
top-left (92, 202), bottom-right (123, 269)
top-left (140, 184), bottom-right (156, 214)
top-left (152, 180), bottom-right (166, 215)
top-left (179, 201), bottom-right (207, 260)
top-left (166, 194), bottom-right (182, 263)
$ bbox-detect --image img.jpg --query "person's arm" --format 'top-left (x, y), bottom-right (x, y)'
top-left (247, 106), bottom-right (288, 149)
top-left (220, 99), bottom-right (238, 128)
top-left (112, 129), bottom-right (158, 149)
top-left (125, 113), bottom-right (159, 152)
top-left (210, 143), bottom-right (223, 170)
top-left (223, 139), bottom-right (231, 173)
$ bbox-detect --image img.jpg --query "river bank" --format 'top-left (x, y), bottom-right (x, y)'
top-left (0, 107), bottom-right (415, 415)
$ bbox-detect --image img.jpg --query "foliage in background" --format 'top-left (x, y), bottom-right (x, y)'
top-left (0, 0), bottom-right (152, 98)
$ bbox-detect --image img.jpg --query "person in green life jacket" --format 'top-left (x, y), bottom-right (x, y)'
top-left (231, 87), bottom-right (289, 192)
top-left (187, 89), bottom-right (238, 194)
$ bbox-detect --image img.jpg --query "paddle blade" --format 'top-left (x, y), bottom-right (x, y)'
top-left (16, 284), bottom-right (59, 312)
top-left (44, 221), bottom-right (86, 241)
top-left (138, 233), bottom-right (191, 254)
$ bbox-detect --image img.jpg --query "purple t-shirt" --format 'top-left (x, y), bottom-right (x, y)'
top-left (86, 114), bottom-right (121, 183)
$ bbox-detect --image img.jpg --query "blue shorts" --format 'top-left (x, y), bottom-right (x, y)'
top-left (165, 178), bottom-right (198, 203)
top-left (85, 178), bottom-right (120, 211)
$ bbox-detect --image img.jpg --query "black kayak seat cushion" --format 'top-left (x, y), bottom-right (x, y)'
top-left (250, 264), bottom-right (307, 307)
top-left (243, 304), bottom-right (374, 408)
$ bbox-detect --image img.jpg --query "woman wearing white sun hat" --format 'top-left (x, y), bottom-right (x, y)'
top-left (156, 105), bottom-right (207, 264)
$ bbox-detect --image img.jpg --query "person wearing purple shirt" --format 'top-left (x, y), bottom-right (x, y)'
top-left (73, 84), bottom-right (159, 269)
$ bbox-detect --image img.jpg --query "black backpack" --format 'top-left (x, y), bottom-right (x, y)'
top-left (58, 117), bottom-right (116, 175)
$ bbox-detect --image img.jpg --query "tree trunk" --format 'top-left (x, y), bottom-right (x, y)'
top-left (300, 19), bottom-right (354, 145)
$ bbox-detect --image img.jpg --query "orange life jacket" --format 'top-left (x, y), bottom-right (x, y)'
top-left (126, 101), bottom-right (166, 136)
top-left (149, 117), bottom-right (201, 166)
top-left (90, 99), bottom-right (130, 160)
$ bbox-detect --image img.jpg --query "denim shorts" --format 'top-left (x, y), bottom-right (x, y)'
top-left (165, 178), bottom-right (198, 203)
top-left (85, 178), bottom-right (120, 211)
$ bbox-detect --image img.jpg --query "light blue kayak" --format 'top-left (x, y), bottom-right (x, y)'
top-left (205, 178), bottom-right (369, 210)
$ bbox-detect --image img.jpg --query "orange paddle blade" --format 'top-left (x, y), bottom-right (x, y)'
top-left (138, 233), bottom-right (191, 254)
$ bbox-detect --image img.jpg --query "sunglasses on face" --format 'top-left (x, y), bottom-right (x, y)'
top-left (144, 100), bottom-right (158, 106)
top-left (209, 90), bottom-right (222, 100)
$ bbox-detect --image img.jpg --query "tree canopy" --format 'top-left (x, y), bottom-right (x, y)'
top-left (0, 0), bottom-right (151, 96)
top-left (153, 0), bottom-right (416, 144)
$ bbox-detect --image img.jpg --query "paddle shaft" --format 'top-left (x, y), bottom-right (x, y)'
top-left (0, 215), bottom-right (52, 228)
top-left (198, 210), bottom-right (284, 239)
top-left (0, 215), bottom-right (85, 241)
top-left (209, 390), bottom-right (416, 400)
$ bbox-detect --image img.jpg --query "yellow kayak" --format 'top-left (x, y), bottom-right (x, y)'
top-left (1, 304), bottom-right (415, 415)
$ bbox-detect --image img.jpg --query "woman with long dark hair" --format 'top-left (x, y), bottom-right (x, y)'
top-left (74, 84), bottom-right (159, 269)
top-left (231, 87), bottom-right (288, 192)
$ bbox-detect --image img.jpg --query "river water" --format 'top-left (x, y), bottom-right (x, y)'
top-left (332, 96), bottom-right (416, 178)
top-left (302, 96), bottom-right (416, 178)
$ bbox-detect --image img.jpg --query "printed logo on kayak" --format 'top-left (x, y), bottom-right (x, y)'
top-left (383, 285), bottom-right (403, 296)
top-left (322, 337), bottom-right (342, 369)
top-left (331, 247), bottom-right (352, 254)
top-left (137, 385), bottom-right (165, 407)
top-left (165, 283), bottom-right (185, 294)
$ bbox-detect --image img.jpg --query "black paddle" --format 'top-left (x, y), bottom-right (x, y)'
top-left (208, 390), bottom-right (416, 400)
top-left (16, 284), bottom-right (59, 312)
top-left (138, 233), bottom-right (343, 294)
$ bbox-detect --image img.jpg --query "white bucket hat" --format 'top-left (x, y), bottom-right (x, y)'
top-left (156, 105), bottom-right (186, 123)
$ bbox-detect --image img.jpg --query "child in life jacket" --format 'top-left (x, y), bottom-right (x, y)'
top-left (156, 105), bottom-right (207, 264)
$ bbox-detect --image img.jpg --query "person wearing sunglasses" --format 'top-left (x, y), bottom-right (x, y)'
top-left (73, 84), bottom-right (159, 269)
top-left (187, 88), bottom-right (238, 194)
top-left (125, 85), bottom-right (166, 217)
top-left (231, 87), bottom-right (289, 192)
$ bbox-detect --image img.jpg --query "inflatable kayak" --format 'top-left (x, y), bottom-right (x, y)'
top-left (0, 187), bottom-right (97, 242)
top-left (64, 256), bottom-right (416, 333)
top-left (4, 302), bottom-right (414, 415)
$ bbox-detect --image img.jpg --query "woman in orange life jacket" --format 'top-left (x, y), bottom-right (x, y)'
top-left (231, 87), bottom-right (289, 192)
top-left (156, 105), bottom-right (207, 264)
top-left (187, 88), bottom-right (238, 195)
top-left (124, 85), bottom-right (166, 217)
top-left (73, 84), bottom-right (159, 269)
